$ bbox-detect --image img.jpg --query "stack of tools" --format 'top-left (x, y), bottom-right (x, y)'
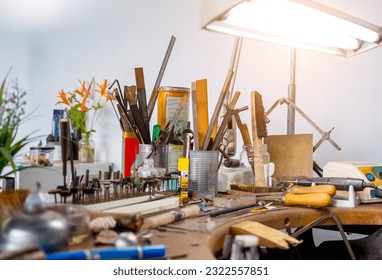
top-left (191, 71), bottom-right (250, 152)
top-left (103, 36), bottom-right (177, 178)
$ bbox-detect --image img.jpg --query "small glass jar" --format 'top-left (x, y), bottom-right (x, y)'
top-left (253, 144), bottom-right (271, 186)
top-left (240, 144), bottom-right (253, 168)
top-left (78, 136), bottom-right (95, 163)
top-left (241, 144), bottom-right (271, 186)
top-left (30, 147), bottom-right (55, 166)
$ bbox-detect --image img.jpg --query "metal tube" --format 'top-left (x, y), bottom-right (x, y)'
top-left (287, 48), bottom-right (296, 135)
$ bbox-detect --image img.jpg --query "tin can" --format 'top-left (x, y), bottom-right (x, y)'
top-left (157, 86), bottom-right (190, 142)
top-left (157, 86), bottom-right (190, 172)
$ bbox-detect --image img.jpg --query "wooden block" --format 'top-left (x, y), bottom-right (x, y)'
top-left (264, 134), bottom-right (313, 178)
top-left (230, 220), bottom-right (301, 250)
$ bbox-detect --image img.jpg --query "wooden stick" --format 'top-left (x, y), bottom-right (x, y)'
top-left (195, 79), bottom-right (209, 149)
top-left (202, 70), bottom-right (234, 150)
top-left (211, 91), bottom-right (241, 151)
top-left (191, 81), bottom-right (199, 150)
top-left (135, 67), bottom-right (150, 139)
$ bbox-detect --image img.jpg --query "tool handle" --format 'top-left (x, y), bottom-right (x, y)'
top-left (143, 205), bottom-right (200, 229)
top-left (46, 245), bottom-right (166, 260)
top-left (288, 185), bottom-right (336, 197)
top-left (283, 193), bottom-right (331, 208)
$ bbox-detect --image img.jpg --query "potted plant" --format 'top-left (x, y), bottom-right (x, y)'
top-left (0, 71), bottom-right (35, 189)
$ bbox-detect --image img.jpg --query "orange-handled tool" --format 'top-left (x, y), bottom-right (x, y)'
top-left (287, 184), bottom-right (337, 197)
top-left (282, 193), bottom-right (332, 208)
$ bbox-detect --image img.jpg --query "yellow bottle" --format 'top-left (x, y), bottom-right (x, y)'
top-left (178, 158), bottom-right (189, 204)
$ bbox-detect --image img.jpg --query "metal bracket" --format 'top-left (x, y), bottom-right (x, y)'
top-left (291, 212), bottom-right (356, 260)
top-left (265, 97), bottom-right (341, 152)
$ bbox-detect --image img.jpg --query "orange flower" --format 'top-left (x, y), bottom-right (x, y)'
top-left (75, 80), bottom-right (93, 97)
top-left (74, 80), bottom-right (87, 96)
top-left (96, 80), bottom-right (115, 101)
top-left (56, 89), bottom-right (70, 106)
top-left (96, 79), bottom-right (108, 96)
top-left (80, 95), bottom-right (89, 112)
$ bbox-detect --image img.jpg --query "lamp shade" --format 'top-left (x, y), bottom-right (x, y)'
top-left (201, 0), bottom-right (382, 57)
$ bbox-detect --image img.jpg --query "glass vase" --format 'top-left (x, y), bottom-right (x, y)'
top-left (78, 135), bottom-right (95, 163)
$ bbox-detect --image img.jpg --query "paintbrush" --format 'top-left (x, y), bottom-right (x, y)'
top-left (147, 36), bottom-right (176, 121)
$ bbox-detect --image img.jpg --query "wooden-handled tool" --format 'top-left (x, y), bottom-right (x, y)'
top-left (135, 67), bottom-right (150, 139)
top-left (281, 193), bottom-right (331, 207)
top-left (143, 204), bottom-right (200, 229)
top-left (287, 185), bottom-right (337, 197)
top-left (260, 189), bottom-right (333, 208)
top-left (282, 193), bottom-right (332, 208)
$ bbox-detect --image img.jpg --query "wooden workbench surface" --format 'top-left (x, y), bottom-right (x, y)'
top-left (149, 203), bottom-right (382, 259)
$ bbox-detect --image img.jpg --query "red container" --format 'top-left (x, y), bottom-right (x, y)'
top-left (122, 132), bottom-right (139, 178)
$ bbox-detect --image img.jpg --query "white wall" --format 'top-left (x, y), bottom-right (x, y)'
top-left (1, 0), bottom-right (381, 172)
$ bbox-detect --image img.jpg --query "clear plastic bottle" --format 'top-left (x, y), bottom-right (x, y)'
top-left (240, 144), bottom-right (253, 168)
top-left (241, 144), bottom-right (271, 186)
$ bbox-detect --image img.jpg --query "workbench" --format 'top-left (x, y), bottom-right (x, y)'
top-left (146, 203), bottom-right (382, 260)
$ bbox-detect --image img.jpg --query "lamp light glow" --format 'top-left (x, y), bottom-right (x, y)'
top-left (201, 0), bottom-right (382, 56)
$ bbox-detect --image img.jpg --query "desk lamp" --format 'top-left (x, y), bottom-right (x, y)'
top-left (201, 0), bottom-right (382, 134)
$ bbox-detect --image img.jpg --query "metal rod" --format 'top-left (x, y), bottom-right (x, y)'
top-left (287, 48), bottom-right (296, 135)
top-left (147, 36), bottom-right (176, 121)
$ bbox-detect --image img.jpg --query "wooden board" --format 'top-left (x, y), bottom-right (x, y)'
top-left (195, 79), bottom-right (210, 148)
top-left (264, 134), bottom-right (313, 178)
top-left (230, 220), bottom-right (300, 249)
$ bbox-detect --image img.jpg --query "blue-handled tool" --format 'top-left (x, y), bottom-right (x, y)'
top-left (46, 244), bottom-right (166, 260)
